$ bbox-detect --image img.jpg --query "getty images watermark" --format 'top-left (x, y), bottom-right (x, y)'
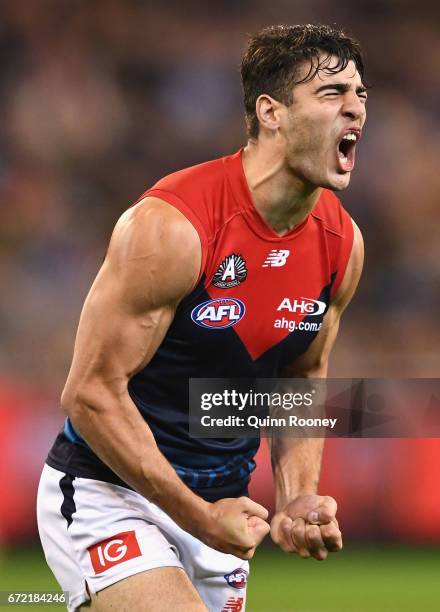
top-left (198, 388), bottom-right (337, 431)
top-left (188, 379), bottom-right (440, 438)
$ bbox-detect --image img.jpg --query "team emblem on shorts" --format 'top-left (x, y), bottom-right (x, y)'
top-left (224, 568), bottom-right (248, 589)
top-left (213, 254), bottom-right (247, 288)
top-left (191, 298), bottom-right (245, 329)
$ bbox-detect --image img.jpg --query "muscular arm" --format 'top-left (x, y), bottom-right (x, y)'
top-left (62, 198), bottom-right (208, 526)
top-left (62, 197), bottom-right (269, 558)
top-left (270, 221), bottom-right (364, 558)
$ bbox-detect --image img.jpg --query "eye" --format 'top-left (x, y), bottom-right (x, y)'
top-left (323, 90), bottom-right (340, 97)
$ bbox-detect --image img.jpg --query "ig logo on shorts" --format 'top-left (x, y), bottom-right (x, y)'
top-left (88, 531), bottom-right (141, 574)
top-left (191, 298), bottom-right (245, 329)
top-left (224, 568), bottom-right (248, 589)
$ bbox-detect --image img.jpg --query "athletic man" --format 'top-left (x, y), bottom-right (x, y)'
top-left (37, 24), bottom-right (366, 612)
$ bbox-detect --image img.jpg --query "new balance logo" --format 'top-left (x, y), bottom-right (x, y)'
top-left (262, 249), bottom-right (290, 267)
top-left (222, 596), bottom-right (244, 612)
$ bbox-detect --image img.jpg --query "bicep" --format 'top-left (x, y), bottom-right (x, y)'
top-left (284, 220), bottom-right (364, 377)
top-left (64, 199), bottom-right (201, 399)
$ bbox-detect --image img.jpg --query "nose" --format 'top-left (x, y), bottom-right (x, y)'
top-left (341, 91), bottom-right (366, 121)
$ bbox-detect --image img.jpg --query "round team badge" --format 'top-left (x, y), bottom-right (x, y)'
top-left (191, 298), bottom-right (246, 329)
top-left (212, 254), bottom-right (247, 289)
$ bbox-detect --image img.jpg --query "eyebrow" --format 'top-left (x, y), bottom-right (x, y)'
top-left (315, 83), bottom-right (368, 95)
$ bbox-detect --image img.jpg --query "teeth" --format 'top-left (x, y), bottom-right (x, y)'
top-left (342, 133), bottom-right (357, 141)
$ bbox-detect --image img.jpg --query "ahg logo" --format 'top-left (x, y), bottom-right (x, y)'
top-left (277, 297), bottom-right (326, 316)
top-left (88, 531), bottom-right (141, 574)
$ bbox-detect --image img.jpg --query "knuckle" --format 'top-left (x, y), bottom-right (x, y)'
top-left (321, 524), bottom-right (338, 538)
top-left (292, 524), bottom-right (304, 537)
top-left (306, 525), bottom-right (320, 540)
top-left (307, 524), bottom-right (320, 535)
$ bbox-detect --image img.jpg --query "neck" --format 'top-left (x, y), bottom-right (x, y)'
top-left (242, 138), bottom-right (321, 236)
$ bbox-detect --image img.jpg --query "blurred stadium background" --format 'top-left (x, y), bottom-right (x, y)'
top-left (0, 1), bottom-right (439, 610)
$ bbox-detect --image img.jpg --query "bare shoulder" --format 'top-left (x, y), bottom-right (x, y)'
top-left (110, 196), bottom-right (201, 268)
top-left (98, 196), bottom-right (202, 311)
top-left (332, 219), bottom-right (364, 312)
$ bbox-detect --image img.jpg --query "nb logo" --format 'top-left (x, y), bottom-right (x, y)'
top-left (262, 249), bottom-right (290, 267)
top-left (222, 596), bottom-right (244, 612)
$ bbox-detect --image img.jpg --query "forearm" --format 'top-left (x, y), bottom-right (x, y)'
top-left (271, 437), bottom-right (325, 510)
top-left (64, 387), bottom-right (211, 536)
top-left (268, 375), bottom-right (326, 510)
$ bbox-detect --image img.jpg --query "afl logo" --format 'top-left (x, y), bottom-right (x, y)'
top-left (191, 298), bottom-right (245, 329)
top-left (224, 568), bottom-right (248, 589)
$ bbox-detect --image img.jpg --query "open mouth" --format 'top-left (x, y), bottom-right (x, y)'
top-left (337, 130), bottom-right (360, 173)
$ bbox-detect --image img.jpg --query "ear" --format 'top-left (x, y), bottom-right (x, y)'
top-left (255, 94), bottom-right (284, 133)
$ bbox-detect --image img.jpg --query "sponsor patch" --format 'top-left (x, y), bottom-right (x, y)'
top-left (262, 249), bottom-right (290, 267)
top-left (191, 298), bottom-right (245, 329)
top-left (224, 568), bottom-right (248, 589)
top-left (213, 254), bottom-right (247, 289)
top-left (88, 531), bottom-right (141, 574)
top-left (222, 596), bottom-right (244, 612)
top-left (274, 317), bottom-right (323, 333)
top-left (277, 297), bottom-right (326, 315)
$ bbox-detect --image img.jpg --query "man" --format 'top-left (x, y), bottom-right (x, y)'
top-left (37, 24), bottom-right (366, 612)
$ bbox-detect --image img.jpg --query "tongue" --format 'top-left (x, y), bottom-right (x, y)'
top-left (337, 146), bottom-right (355, 172)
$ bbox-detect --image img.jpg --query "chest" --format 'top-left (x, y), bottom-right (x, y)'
top-left (170, 216), bottom-right (333, 366)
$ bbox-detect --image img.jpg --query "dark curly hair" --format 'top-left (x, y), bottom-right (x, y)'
top-left (241, 24), bottom-right (365, 139)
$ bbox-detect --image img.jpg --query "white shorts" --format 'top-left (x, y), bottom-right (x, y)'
top-left (37, 464), bottom-right (248, 612)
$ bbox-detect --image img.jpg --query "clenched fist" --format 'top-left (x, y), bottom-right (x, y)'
top-left (202, 497), bottom-right (270, 560)
top-left (270, 495), bottom-right (342, 560)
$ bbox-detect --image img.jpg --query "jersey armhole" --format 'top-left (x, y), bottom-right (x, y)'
top-left (330, 215), bottom-right (354, 298)
top-left (142, 187), bottom-right (209, 288)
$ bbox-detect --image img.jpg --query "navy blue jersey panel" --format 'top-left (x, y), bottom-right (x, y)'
top-left (47, 273), bottom-right (335, 499)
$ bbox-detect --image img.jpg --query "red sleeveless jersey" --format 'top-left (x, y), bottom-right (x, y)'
top-left (49, 149), bottom-right (354, 501)
top-left (145, 148), bottom-right (353, 360)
